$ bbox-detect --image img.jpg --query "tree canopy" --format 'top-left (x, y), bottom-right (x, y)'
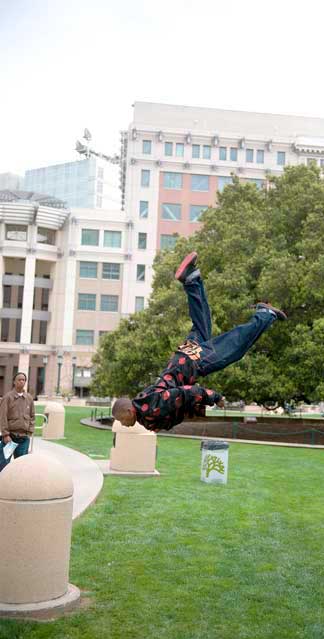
top-left (92, 165), bottom-right (324, 406)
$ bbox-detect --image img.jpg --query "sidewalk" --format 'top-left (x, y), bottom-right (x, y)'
top-left (33, 439), bottom-right (104, 520)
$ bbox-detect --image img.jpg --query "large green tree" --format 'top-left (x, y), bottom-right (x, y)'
top-left (92, 165), bottom-right (324, 405)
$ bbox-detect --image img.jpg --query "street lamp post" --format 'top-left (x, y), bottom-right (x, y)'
top-left (72, 356), bottom-right (77, 396)
top-left (42, 355), bottom-right (48, 395)
top-left (56, 353), bottom-right (63, 395)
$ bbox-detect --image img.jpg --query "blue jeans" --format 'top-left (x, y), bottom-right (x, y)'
top-left (184, 276), bottom-right (276, 377)
top-left (0, 435), bottom-right (30, 472)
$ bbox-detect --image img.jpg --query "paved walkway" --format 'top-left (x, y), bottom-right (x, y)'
top-left (33, 439), bottom-right (104, 520)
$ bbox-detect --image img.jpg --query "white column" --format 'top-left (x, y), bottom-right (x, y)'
top-left (18, 352), bottom-right (30, 380)
top-left (0, 254), bottom-right (4, 318)
top-left (62, 255), bottom-right (77, 345)
top-left (20, 254), bottom-right (36, 344)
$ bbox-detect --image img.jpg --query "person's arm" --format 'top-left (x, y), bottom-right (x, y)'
top-left (0, 396), bottom-right (11, 443)
top-left (180, 384), bottom-right (223, 415)
top-left (29, 398), bottom-right (35, 434)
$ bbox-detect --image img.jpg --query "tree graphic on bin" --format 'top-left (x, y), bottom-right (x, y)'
top-left (203, 454), bottom-right (225, 477)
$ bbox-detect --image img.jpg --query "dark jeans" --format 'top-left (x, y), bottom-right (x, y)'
top-left (0, 435), bottom-right (30, 472)
top-left (184, 276), bottom-right (276, 377)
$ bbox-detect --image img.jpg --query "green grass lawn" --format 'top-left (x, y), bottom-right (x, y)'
top-left (1, 407), bottom-right (324, 639)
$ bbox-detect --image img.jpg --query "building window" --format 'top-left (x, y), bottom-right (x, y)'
top-left (218, 176), bottom-right (233, 192)
top-left (99, 331), bottom-right (109, 339)
top-left (230, 148), bottom-right (238, 161)
top-left (81, 229), bottom-right (99, 246)
top-left (203, 145), bottom-right (211, 159)
top-left (98, 167), bottom-right (104, 180)
top-left (307, 158), bottom-right (317, 166)
top-left (139, 200), bottom-right (149, 218)
top-left (97, 181), bottom-right (103, 193)
top-left (246, 178), bottom-right (264, 189)
top-left (104, 230), bottom-right (122, 248)
top-left (135, 296), bottom-right (145, 312)
top-left (18, 286), bottom-right (24, 309)
top-left (246, 149), bottom-right (254, 162)
top-left (76, 330), bottom-right (94, 345)
top-left (192, 145), bottom-right (200, 159)
top-left (191, 175), bottom-right (209, 191)
top-left (37, 227), bottom-right (56, 245)
top-left (39, 321), bottom-right (47, 344)
top-left (320, 159), bottom-right (324, 167)
top-left (141, 169), bottom-right (150, 187)
top-left (160, 234), bottom-right (178, 250)
top-left (1, 318), bottom-right (9, 342)
top-left (277, 151), bottom-right (286, 166)
top-left (256, 149), bottom-right (264, 164)
top-left (142, 140), bottom-right (152, 154)
top-left (102, 262), bottom-right (120, 279)
top-left (176, 143), bottom-right (184, 157)
top-left (219, 147), bottom-right (227, 161)
top-left (96, 196), bottom-right (102, 208)
top-left (6, 225), bottom-right (27, 241)
top-left (78, 293), bottom-right (96, 311)
top-left (189, 204), bottom-right (206, 222)
top-left (80, 262), bottom-right (98, 278)
top-left (15, 319), bottom-right (21, 343)
top-left (138, 232), bottom-right (147, 249)
top-left (164, 142), bottom-right (173, 156)
top-left (161, 203), bottom-right (181, 220)
top-left (163, 172), bottom-right (183, 189)
top-left (101, 294), bottom-right (118, 312)
top-left (41, 288), bottom-right (49, 310)
top-left (136, 264), bottom-right (145, 281)
top-left (3, 285), bottom-right (11, 308)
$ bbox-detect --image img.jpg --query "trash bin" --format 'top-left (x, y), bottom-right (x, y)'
top-left (201, 441), bottom-right (229, 484)
top-left (43, 402), bottom-right (65, 439)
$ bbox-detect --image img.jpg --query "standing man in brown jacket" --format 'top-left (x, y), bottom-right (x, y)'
top-left (0, 372), bottom-right (35, 472)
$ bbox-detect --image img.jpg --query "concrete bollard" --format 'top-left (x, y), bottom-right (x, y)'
top-left (43, 402), bottom-right (65, 439)
top-left (109, 420), bottom-right (159, 475)
top-left (0, 453), bottom-right (80, 618)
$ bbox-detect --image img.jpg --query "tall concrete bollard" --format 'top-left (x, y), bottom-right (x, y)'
top-left (43, 402), bottom-right (65, 439)
top-left (109, 420), bottom-right (159, 475)
top-left (0, 453), bottom-right (80, 618)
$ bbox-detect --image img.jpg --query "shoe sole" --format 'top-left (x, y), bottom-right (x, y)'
top-left (175, 252), bottom-right (198, 281)
top-left (256, 302), bottom-right (287, 321)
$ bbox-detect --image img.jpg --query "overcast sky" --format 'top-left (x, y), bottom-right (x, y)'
top-left (1, 0), bottom-right (324, 176)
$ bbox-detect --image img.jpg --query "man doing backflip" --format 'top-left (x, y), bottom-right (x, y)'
top-left (112, 252), bottom-right (287, 431)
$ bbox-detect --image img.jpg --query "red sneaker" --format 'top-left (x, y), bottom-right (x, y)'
top-left (175, 252), bottom-right (198, 282)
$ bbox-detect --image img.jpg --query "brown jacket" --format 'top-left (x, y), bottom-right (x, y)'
top-left (0, 390), bottom-right (35, 438)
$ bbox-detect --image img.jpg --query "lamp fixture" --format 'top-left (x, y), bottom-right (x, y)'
top-left (185, 133), bottom-right (192, 144)
top-left (212, 135), bottom-right (219, 146)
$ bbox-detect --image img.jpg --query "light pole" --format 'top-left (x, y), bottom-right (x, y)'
top-left (56, 353), bottom-right (63, 395)
top-left (72, 356), bottom-right (77, 396)
top-left (42, 355), bottom-right (48, 395)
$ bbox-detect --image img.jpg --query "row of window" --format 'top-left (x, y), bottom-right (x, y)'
top-left (80, 262), bottom-right (121, 279)
top-left (141, 171), bottom-right (264, 193)
top-left (78, 294), bottom-right (119, 312)
top-left (4, 225), bottom-right (56, 244)
top-left (141, 139), bottom-right (286, 165)
top-left (76, 299), bottom-right (145, 345)
top-left (81, 229), bottom-right (122, 247)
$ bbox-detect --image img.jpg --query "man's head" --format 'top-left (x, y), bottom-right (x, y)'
top-left (13, 372), bottom-right (27, 393)
top-left (112, 397), bottom-right (137, 427)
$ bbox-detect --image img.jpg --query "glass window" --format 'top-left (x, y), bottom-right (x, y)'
top-left (246, 149), bottom-right (254, 162)
top-left (37, 227), bottom-right (56, 245)
top-left (189, 204), bottom-right (207, 222)
top-left (163, 172), bottom-right (183, 189)
top-left (307, 158), bottom-right (317, 166)
top-left (138, 232), bottom-right (147, 249)
top-left (176, 143), bottom-right (184, 157)
top-left (277, 151), bottom-right (286, 166)
top-left (256, 149), bottom-right (264, 164)
top-left (81, 229), bottom-right (99, 246)
top-left (1, 318), bottom-right (9, 342)
top-left (246, 178), bottom-right (264, 189)
top-left (78, 294), bottom-right (96, 311)
top-left (102, 263), bottom-right (120, 279)
top-left (76, 330), bottom-right (94, 345)
top-left (164, 142), bottom-right (173, 156)
top-left (98, 167), bottom-right (104, 180)
top-left (191, 175), bottom-right (209, 191)
top-left (160, 234), bottom-right (178, 250)
top-left (192, 145), bottom-right (200, 159)
top-left (6, 225), bottom-right (27, 241)
top-left (139, 200), bottom-right (148, 218)
top-left (141, 169), bottom-right (150, 187)
top-left (3, 286), bottom-right (11, 308)
top-left (135, 296), bottom-right (145, 312)
top-left (203, 145), bottom-right (211, 159)
top-left (161, 203), bottom-right (181, 220)
top-left (230, 147), bottom-right (238, 161)
top-left (96, 196), bottom-right (102, 208)
top-left (136, 264), bottom-right (146, 281)
top-left (219, 147), bottom-right (227, 161)
top-left (142, 140), bottom-right (152, 154)
top-left (99, 330), bottom-right (109, 339)
top-left (104, 230), bottom-right (122, 248)
top-left (218, 176), bottom-right (233, 192)
top-left (80, 262), bottom-right (98, 278)
top-left (101, 294), bottom-right (118, 312)
top-left (320, 159), bottom-right (324, 167)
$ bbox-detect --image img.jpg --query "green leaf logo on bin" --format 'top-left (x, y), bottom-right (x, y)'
top-left (200, 441), bottom-right (229, 484)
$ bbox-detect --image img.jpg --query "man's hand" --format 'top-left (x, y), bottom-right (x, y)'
top-left (216, 397), bottom-right (225, 409)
